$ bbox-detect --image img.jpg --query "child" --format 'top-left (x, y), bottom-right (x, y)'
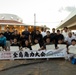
top-left (57, 39), bottom-right (67, 49)
top-left (11, 38), bottom-right (20, 46)
top-left (22, 40), bottom-right (32, 50)
top-left (33, 38), bottom-right (45, 50)
top-left (45, 38), bottom-right (52, 45)
top-left (58, 39), bottom-right (66, 44)
top-left (67, 39), bottom-right (76, 61)
top-left (68, 39), bottom-right (76, 53)
top-left (45, 38), bottom-right (58, 50)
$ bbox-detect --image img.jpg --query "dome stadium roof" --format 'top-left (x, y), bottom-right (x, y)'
top-left (0, 14), bottom-right (22, 22)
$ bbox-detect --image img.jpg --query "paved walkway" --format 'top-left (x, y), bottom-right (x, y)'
top-left (0, 59), bottom-right (76, 75)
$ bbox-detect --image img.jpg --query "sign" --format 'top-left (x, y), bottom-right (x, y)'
top-left (46, 44), bottom-right (55, 50)
top-left (31, 44), bottom-right (40, 50)
top-left (0, 48), bottom-right (67, 60)
top-left (68, 45), bottom-right (76, 54)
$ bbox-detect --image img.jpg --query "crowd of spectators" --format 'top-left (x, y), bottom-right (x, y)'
top-left (0, 27), bottom-right (76, 51)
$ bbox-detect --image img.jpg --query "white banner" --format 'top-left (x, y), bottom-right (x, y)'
top-left (0, 48), bottom-right (67, 60)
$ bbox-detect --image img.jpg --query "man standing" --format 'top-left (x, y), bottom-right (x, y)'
top-left (22, 27), bottom-right (30, 39)
top-left (41, 28), bottom-right (46, 37)
top-left (55, 30), bottom-right (64, 44)
top-left (50, 28), bottom-right (57, 43)
top-left (65, 32), bottom-right (76, 45)
top-left (62, 27), bottom-right (69, 41)
top-left (4, 27), bottom-right (11, 50)
top-left (22, 27), bottom-right (31, 43)
top-left (0, 33), bottom-right (6, 50)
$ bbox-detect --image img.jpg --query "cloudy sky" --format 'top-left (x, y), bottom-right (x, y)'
top-left (0, 0), bottom-right (76, 29)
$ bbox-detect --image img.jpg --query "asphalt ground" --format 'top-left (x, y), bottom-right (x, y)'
top-left (0, 59), bottom-right (76, 75)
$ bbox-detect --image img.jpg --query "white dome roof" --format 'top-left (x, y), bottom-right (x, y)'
top-left (0, 14), bottom-right (23, 22)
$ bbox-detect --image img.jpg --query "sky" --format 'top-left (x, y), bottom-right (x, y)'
top-left (0, 0), bottom-right (76, 29)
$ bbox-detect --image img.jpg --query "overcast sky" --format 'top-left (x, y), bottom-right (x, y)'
top-left (0, 0), bottom-right (76, 29)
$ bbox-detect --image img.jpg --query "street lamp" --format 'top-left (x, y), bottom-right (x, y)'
top-left (34, 13), bottom-right (36, 30)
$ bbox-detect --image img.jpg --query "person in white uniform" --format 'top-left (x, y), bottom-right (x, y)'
top-left (65, 32), bottom-right (76, 45)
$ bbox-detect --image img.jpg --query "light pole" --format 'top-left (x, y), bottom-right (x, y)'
top-left (34, 13), bottom-right (36, 30)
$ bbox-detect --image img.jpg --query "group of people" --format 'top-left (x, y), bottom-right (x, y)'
top-left (0, 26), bottom-right (76, 52)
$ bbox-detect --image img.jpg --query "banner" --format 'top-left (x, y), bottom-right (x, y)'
top-left (0, 48), bottom-right (67, 60)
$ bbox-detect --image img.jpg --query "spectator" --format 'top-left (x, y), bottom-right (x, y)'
top-left (0, 33), bottom-right (6, 49)
top-left (43, 31), bottom-right (51, 43)
top-left (11, 38), bottom-right (20, 47)
top-left (55, 30), bottom-right (64, 44)
top-left (50, 28), bottom-right (57, 43)
top-left (67, 39), bottom-right (76, 59)
top-left (65, 32), bottom-right (76, 45)
top-left (41, 28), bottom-right (46, 37)
top-left (45, 38), bottom-right (52, 45)
top-left (33, 38), bottom-right (45, 50)
top-left (22, 40), bottom-right (32, 50)
top-left (71, 39), bottom-right (76, 46)
top-left (11, 30), bottom-right (20, 43)
top-left (60, 29), bottom-right (63, 34)
top-left (58, 39), bottom-right (66, 44)
top-left (33, 30), bottom-right (43, 45)
top-left (19, 34), bottom-right (29, 47)
top-left (72, 32), bottom-right (76, 38)
top-left (31, 29), bottom-right (36, 44)
top-left (22, 27), bottom-right (30, 39)
top-left (4, 27), bottom-right (11, 50)
top-left (11, 27), bottom-right (16, 34)
top-left (62, 27), bottom-right (69, 40)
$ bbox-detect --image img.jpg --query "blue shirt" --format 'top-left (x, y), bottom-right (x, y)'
top-left (0, 36), bottom-right (6, 46)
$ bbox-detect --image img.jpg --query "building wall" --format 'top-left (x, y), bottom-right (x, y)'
top-left (0, 25), bottom-right (42, 33)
